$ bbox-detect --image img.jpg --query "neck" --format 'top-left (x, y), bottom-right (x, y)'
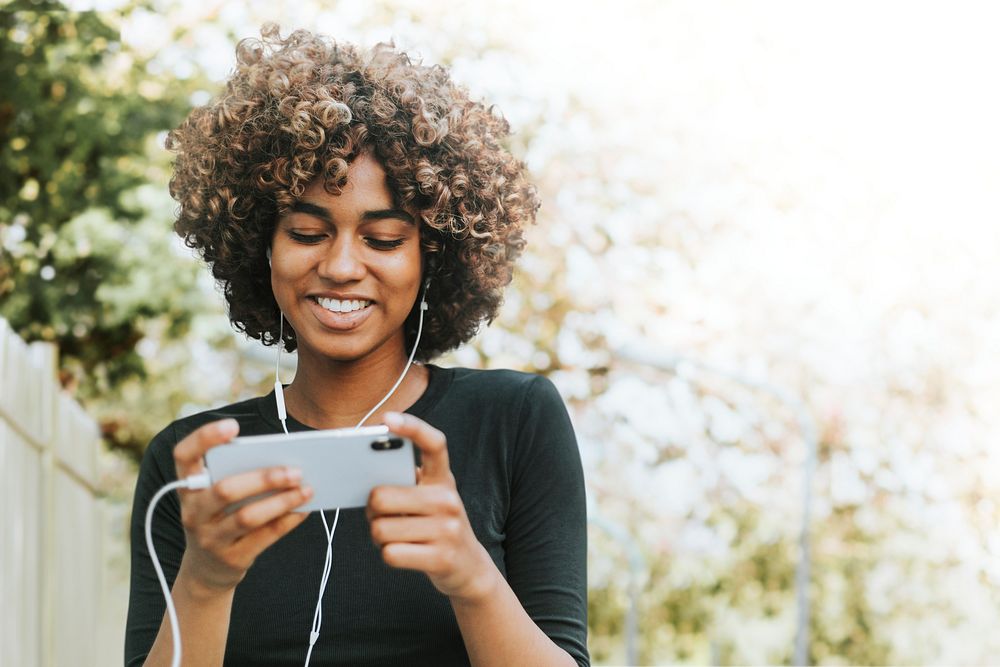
top-left (281, 339), bottom-right (428, 430)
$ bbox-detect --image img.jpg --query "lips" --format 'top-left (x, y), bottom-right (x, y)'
top-left (307, 296), bottom-right (375, 331)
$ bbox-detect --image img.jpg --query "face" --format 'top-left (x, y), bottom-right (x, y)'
top-left (270, 152), bottom-right (422, 365)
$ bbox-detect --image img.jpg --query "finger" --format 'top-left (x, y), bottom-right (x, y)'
top-left (369, 515), bottom-right (462, 547)
top-left (384, 412), bottom-right (450, 483)
top-left (210, 466), bottom-right (304, 516)
top-left (380, 542), bottom-right (447, 574)
top-left (184, 484), bottom-right (311, 557)
top-left (174, 419), bottom-right (240, 480)
top-left (367, 484), bottom-right (462, 519)
top-left (230, 508), bottom-right (312, 561)
top-left (217, 485), bottom-right (314, 540)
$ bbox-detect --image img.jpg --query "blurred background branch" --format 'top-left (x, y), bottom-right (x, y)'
top-left (2, 0), bottom-right (999, 664)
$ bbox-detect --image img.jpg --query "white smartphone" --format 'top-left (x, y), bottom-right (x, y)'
top-left (203, 425), bottom-right (417, 511)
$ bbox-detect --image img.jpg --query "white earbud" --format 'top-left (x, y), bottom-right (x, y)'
top-left (266, 247), bottom-right (272, 267)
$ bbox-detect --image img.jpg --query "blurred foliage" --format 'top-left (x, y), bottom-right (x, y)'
top-left (808, 506), bottom-right (893, 666)
top-left (4, 1), bottom-right (999, 664)
top-left (0, 0), bottom-right (217, 459)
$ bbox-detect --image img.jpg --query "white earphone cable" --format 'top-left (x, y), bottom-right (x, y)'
top-left (356, 295), bottom-right (428, 427)
top-left (144, 472), bottom-right (211, 667)
top-left (145, 286), bottom-right (428, 667)
top-left (288, 287), bottom-right (428, 667)
top-left (276, 314), bottom-right (289, 434)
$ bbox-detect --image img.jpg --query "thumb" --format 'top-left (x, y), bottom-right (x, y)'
top-left (384, 412), bottom-right (451, 484)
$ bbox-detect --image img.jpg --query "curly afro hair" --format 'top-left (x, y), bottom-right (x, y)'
top-left (166, 24), bottom-right (539, 361)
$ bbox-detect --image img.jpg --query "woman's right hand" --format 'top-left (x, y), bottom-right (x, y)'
top-left (171, 418), bottom-right (313, 594)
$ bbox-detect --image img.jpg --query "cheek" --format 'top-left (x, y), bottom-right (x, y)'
top-left (269, 254), bottom-right (309, 305)
top-left (384, 247), bottom-right (423, 287)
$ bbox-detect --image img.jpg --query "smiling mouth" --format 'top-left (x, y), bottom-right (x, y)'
top-left (312, 297), bottom-right (373, 313)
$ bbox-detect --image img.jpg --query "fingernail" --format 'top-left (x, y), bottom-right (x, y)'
top-left (286, 467), bottom-right (302, 482)
top-left (384, 412), bottom-right (403, 429)
top-left (218, 419), bottom-right (239, 437)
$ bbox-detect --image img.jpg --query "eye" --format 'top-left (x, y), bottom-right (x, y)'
top-left (365, 237), bottom-right (405, 251)
top-left (288, 230), bottom-right (326, 244)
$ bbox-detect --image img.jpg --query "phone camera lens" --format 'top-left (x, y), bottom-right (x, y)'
top-left (370, 437), bottom-right (404, 451)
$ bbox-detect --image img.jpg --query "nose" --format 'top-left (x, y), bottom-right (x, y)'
top-left (317, 235), bottom-right (366, 283)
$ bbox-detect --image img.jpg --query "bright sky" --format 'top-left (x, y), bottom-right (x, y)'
top-left (102, 0), bottom-right (1000, 398)
top-left (61, 2), bottom-right (1000, 659)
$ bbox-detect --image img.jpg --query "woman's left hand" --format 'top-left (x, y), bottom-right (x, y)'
top-left (366, 412), bottom-right (498, 604)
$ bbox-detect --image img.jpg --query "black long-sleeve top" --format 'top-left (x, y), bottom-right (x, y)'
top-left (125, 365), bottom-right (590, 666)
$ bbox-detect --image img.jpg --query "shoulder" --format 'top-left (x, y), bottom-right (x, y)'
top-left (167, 395), bottom-right (267, 440)
top-left (442, 366), bottom-right (557, 400)
top-left (433, 366), bottom-right (568, 428)
top-left (142, 395), bottom-right (269, 471)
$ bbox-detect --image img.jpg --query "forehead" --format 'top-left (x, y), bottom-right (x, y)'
top-left (302, 152), bottom-right (393, 206)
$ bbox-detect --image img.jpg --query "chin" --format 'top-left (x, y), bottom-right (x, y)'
top-left (301, 334), bottom-right (402, 365)
top-left (311, 343), bottom-right (373, 363)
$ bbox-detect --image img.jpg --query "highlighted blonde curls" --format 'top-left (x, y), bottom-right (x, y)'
top-left (167, 24), bottom-right (539, 359)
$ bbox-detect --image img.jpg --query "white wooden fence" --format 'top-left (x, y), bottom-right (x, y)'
top-left (0, 318), bottom-right (129, 666)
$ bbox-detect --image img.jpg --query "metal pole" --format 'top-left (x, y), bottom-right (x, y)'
top-left (614, 343), bottom-right (818, 666)
top-left (588, 509), bottom-right (646, 665)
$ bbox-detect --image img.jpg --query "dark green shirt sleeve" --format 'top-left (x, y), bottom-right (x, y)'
top-left (505, 376), bottom-right (590, 666)
top-left (124, 424), bottom-right (185, 667)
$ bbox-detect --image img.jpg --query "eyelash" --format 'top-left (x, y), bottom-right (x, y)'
top-left (366, 238), bottom-right (405, 250)
top-left (287, 231), bottom-right (405, 251)
top-left (287, 231), bottom-right (325, 244)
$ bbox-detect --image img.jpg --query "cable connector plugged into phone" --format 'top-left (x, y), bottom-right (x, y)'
top-left (182, 470), bottom-right (212, 490)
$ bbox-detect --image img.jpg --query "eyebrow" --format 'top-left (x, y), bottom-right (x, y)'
top-left (290, 201), bottom-right (415, 225)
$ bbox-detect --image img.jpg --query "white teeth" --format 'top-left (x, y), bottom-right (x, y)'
top-left (316, 298), bottom-right (371, 313)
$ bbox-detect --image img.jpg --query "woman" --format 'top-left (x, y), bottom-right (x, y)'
top-left (125, 25), bottom-right (589, 667)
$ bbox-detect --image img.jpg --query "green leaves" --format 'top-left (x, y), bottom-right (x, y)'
top-left (0, 1), bottom-right (212, 456)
